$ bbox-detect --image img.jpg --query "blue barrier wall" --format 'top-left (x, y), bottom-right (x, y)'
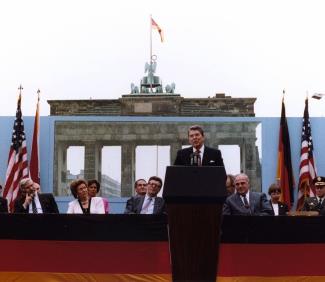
top-left (0, 116), bottom-right (324, 213)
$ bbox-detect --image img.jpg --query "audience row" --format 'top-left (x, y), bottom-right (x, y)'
top-left (1, 173), bottom-right (324, 215)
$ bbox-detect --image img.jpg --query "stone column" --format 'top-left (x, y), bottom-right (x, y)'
top-left (56, 143), bottom-right (68, 196)
top-left (170, 142), bottom-right (181, 165)
top-left (84, 142), bottom-right (101, 181)
top-left (121, 143), bottom-right (135, 197)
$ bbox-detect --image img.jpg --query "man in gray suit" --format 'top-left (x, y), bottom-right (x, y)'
top-left (124, 176), bottom-right (166, 214)
top-left (223, 173), bottom-right (272, 216)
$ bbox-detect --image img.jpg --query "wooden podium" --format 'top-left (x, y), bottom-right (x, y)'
top-left (163, 166), bottom-right (227, 282)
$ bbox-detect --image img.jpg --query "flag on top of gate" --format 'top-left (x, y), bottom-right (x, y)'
top-left (151, 17), bottom-right (164, 42)
top-left (30, 89), bottom-right (40, 185)
top-left (3, 86), bottom-right (29, 212)
top-left (276, 95), bottom-right (295, 209)
top-left (296, 97), bottom-right (317, 211)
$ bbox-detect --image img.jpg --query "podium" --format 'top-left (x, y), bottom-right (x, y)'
top-left (163, 166), bottom-right (227, 282)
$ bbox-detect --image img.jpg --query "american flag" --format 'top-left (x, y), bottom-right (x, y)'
top-left (3, 90), bottom-right (29, 212)
top-left (296, 98), bottom-right (317, 211)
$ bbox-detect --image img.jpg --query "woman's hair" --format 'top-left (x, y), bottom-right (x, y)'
top-left (70, 179), bottom-right (87, 198)
top-left (268, 183), bottom-right (281, 195)
top-left (87, 179), bottom-right (101, 193)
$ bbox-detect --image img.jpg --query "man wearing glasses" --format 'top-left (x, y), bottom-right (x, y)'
top-left (303, 176), bottom-right (325, 215)
top-left (124, 176), bottom-right (166, 214)
top-left (223, 173), bottom-right (272, 216)
top-left (268, 184), bottom-right (289, 216)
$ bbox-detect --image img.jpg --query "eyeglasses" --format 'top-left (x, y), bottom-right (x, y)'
top-left (271, 189), bottom-right (281, 194)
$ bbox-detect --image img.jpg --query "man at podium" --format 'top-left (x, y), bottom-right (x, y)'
top-left (174, 125), bottom-right (225, 167)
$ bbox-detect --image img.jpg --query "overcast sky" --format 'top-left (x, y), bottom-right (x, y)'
top-left (1, 0), bottom-right (325, 117)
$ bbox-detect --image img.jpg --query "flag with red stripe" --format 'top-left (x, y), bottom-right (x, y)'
top-left (276, 97), bottom-right (295, 209)
top-left (151, 17), bottom-right (164, 42)
top-left (296, 98), bottom-right (317, 211)
top-left (30, 90), bottom-right (40, 184)
top-left (3, 92), bottom-right (29, 212)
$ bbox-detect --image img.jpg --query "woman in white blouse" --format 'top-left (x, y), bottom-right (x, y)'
top-left (67, 179), bottom-right (105, 214)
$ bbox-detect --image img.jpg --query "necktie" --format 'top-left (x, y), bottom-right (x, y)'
top-left (319, 198), bottom-right (323, 206)
top-left (242, 194), bottom-right (249, 209)
top-left (32, 198), bottom-right (38, 214)
top-left (195, 150), bottom-right (202, 166)
top-left (140, 197), bottom-right (152, 214)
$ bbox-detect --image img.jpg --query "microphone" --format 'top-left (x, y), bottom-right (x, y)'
top-left (190, 153), bottom-right (198, 166)
top-left (190, 153), bottom-right (194, 166)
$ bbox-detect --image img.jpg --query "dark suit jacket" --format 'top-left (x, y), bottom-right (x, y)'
top-left (223, 191), bottom-right (272, 216)
top-left (14, 193), bottom-right (59, 214)
top-left (124, 195), bottom-right (141, 214)
top-left (269, 200), bottom-right (289, 216)
top-left (124, 195), bottom-right (166, 214)
top-left (302, 197), bottom-right (325, 213)
top-left (174, 146), bottom-right (225, 167)
top-left (0, 197), bottom-right (8, 213)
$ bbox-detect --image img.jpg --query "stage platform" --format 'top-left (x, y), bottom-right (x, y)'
top-left (0, 214), bottom-right (324, 281)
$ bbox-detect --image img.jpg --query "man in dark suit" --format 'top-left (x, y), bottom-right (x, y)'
top-left (303, 176), bottom-right (325, 214)
top-left (14, 178), bottom-right (59, 214)
top-left (174, 125), bottom-right (225, 168)
top-left (268, 183), bottom-right (289, 216)
top-left (223, 173), bottom-right (272, 216)
top-left (124, 176), bottom-right (166, 214)
top-left (124, 179), bottom-right (147, 214)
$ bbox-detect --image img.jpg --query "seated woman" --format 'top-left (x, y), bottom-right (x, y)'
top-left (268, 183), bottom-right (289, 216)
top-left (67, 179), bottom-right (105, 214)
top-left (88, 179), bottom-right (109, 214)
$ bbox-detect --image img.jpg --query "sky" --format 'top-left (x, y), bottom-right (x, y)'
top-left (1, 0), bottom-right (325, 117)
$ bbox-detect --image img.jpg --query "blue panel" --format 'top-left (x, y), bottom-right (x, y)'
top-left (0, 115), bottom-right (323, 213)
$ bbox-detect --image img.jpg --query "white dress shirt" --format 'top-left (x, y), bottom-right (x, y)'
top-left (272, 203), bottom-right (279, 216)
top-left (141, 194), bottom-right (155, 214)
top-left (192, 145), bottom-right (204, 162)
top-left (241, 191), bottom-right (250, 205)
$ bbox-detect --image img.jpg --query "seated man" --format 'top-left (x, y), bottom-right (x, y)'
top-left (124, 176), bottom-right (165, 214)
top-left (14, 178), bottom-right (59, 214)
top-left (268, 183), bottom-right (289, 216)
top-left (223, 173), bottom-right (272, 216)
top-left (124, 178), bottom-right (147, 214)
top-left (303, 176), bottom-right (325, 214)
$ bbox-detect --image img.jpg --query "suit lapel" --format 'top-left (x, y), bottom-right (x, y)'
top-left (136, 197), bottom-right (145, 214)
top-left (249, 192), bottom-right (255, 213)
top-left (235, 194), bottom-right (245, 210)
top-left (153, 198), bottom-right (158, 214)
top-left (38, 194), bottom-right (45, 212)
top-left (269, 200), bottom-right (275, 215)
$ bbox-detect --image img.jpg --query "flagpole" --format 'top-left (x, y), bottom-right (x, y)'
top-left (150, 14), bottom-right (152, 64)
top-left (150, 15), bottom-right (153, 93)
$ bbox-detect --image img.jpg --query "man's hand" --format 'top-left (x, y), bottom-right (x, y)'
top-left (23, 193), bottom-right (34, 209)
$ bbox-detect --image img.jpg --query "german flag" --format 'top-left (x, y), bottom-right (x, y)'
top-left (276, 96), bottom-right (295, 209)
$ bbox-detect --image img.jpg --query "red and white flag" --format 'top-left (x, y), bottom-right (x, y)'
top-left (151, 17), bottom-right (164, 42)
top-left (296, 98), bottom-right (317, 211)
top-left (3, 92), bottom-right (29, 212)
top-left (30, 90), bottom-right (40, 185)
